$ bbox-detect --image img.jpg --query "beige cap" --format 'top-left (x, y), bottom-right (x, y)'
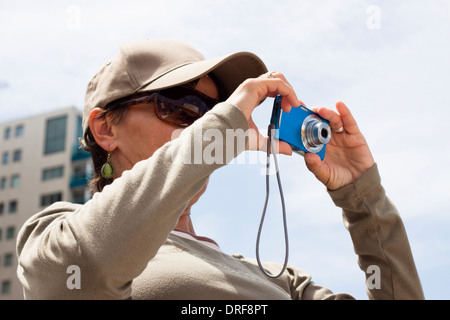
top-left (82, 39), bottom-right (268, 133)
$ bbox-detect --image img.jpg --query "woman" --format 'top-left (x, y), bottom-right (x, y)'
top-left (16, 39), bottom-right (424, 299)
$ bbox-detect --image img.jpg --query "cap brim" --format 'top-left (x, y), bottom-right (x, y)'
top-left (137, 52), bottom-right (268, 100)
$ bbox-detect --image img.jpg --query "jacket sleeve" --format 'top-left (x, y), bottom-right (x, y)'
top-left (16, 102), bottom-right (249, 299)
top-left (328, 164), bottom-right (425, 299)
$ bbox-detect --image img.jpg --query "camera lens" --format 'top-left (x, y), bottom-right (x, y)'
top-left (310, 122), bottom-right (331, 146)
top-left (301, 115), bottom-right (331, 153)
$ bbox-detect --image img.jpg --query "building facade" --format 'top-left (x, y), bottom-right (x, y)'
top-left (0, 107), bottom-right (92, 299)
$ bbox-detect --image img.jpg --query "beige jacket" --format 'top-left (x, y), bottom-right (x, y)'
top-left (16, 102), bottom-right (424, 299)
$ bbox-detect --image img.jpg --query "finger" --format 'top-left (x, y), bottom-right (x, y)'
top-left (269, 72), bottom-right (305, 108)
top-left (270, 139), bottom-right (293, 156)
top-left (246, 117), bottom-right (291, 155)
top-left (316, 107), bottom-right (344, 132)
top-left (266, 80), bottom-right (298, 112)
top-left (279, 141), bottom-right (293, 155)
top-left (260, 71), bottom-right (292, 88)
top-left (298, 99), bottom-right (307, 107)
top-left (335, 101), bottom-right (359, 135)
top-left (280, 96), bottom-right (305, 113)
top-left (251, 131), bottom-right (293, 156)
top-left (246, 118), bottom-right (262, 151)
top-left (259, 72), bottom-right (299, 113)
top-left (304, 153), bottom-right (329, 184)
top-left (227, 72), bottom-right (300, 120)
top-left (269, 72), bottom-right (294, 90)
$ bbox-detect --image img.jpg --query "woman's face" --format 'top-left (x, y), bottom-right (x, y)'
top-left (112, 75), bottom-right (219, 169)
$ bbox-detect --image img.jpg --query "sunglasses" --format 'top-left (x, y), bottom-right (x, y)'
top-left (106, 86), bottom-right (220, 127)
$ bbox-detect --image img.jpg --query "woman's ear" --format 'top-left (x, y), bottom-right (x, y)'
top-left (89, 108), bottom-right (118, 152)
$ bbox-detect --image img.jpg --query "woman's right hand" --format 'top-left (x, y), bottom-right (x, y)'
top-left (227, 72), bottom-right (299, 120)
top-left (226, 72), bottom-right (301, 155)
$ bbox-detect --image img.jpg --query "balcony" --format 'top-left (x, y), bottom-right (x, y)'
top-left (70, 173), bottom-right (90, 188)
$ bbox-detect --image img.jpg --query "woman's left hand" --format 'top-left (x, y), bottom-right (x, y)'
top-left (304, 101), bottom-right (375, 190)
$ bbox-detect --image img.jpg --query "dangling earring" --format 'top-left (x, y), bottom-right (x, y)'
top-left (101, 152), bottom-right (114, 179)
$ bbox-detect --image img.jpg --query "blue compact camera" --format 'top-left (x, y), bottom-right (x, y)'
top-left (270, 95), bottom-right (331, 160)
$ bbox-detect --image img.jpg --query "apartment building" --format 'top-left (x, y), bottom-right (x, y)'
top-left (0, 107), bottom-right (92, 299)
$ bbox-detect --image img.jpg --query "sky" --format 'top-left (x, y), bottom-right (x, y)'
top-left (1, 0), bottom-right (449, 299)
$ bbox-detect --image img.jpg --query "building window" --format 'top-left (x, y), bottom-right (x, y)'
top-left (15, 124), bottom-right (24, 137)
top-left (8, 200), bottom-right (17, 214)
top-left (0, 202), bottom-right (4, 215)
top-left (1, 280), bottom-right (11, 295)
top-left (0, 177), bottom-right (6, 190)
top-left (44, 115), bottom-right (67, 155)
top-left (42, 166), bottom-right (64, 181)
top-left (13, 149), bottom-right (21, 162)
top-left (2, 151), bottom-right (8, 165)
top-left (6, 226), bottom-right (15, 240)
top-left (76, 115), bottom-right (83, 141)
top-left (40, 192), bottom-right (62, 207)
top-left (4, 127), bottom-right (11, 140)
top-left (3, 253), bottom-right (13, 267)
top-left (10, 175), bottom-right (20, 188)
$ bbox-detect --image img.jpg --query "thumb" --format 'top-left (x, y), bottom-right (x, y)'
top-left (304, 153), bottom-right (329, 185)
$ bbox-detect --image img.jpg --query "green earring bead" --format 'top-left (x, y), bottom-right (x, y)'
top-left (101, 153), bottom-right (114, 179)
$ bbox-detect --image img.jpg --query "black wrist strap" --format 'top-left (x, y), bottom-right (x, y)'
top-left (255, 124), bottom-right (289, 278)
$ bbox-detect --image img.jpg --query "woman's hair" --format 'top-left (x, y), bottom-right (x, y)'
top-left (80, 105), bottom-right (128, 194)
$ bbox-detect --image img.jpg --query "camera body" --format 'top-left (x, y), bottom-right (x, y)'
top-left (270, 95), bottom-right (331, 160)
